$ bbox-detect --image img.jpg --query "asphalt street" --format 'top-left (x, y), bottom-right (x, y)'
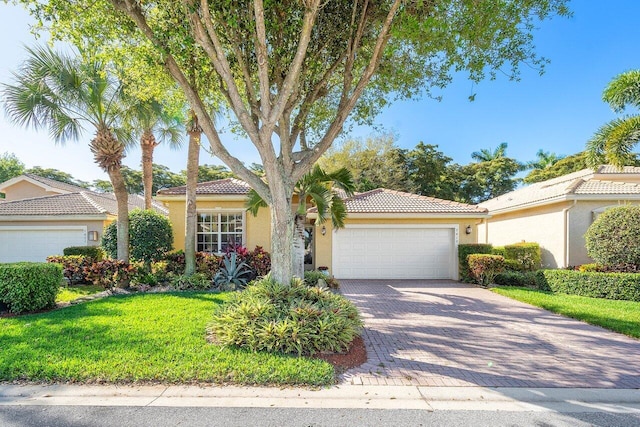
top-left (2, 406), bottom-right (640, 427)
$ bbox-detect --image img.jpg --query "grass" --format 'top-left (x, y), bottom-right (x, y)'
top-left (0, 292), bottom-right (334, 385)
top-left (56, 284), bottom-right (104, 303)
top-left (492, 286), bottom-right (640, 339)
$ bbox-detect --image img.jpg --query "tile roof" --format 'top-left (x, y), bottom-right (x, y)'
top-left (339, 188), bottom-right (487, 214)
top-left (21, 173), bottom-right (90, 193)
top-left (0, 192), bottom-right (168, 217)
top-left (480, 166), bottom-right (640, 212)
top-left (157, 178), bottom-right (251, 195)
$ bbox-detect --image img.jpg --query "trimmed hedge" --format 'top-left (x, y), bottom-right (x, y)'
top-left (63, 246), bottom-right (104, 261)
top-left (504, 243), bottom-right (541, 272)
top-left (494, 271), bottom-right (540, 288)
top-left (536, 269), bottom-right (640, 302)
top-left (0, 263), bottom-right (62, 313)
top-left (585, 205), bottom-right (640, 266)
top-left (458, 244), bottom-right (493, 282)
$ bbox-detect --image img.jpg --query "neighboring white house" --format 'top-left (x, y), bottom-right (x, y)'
top-left (478, 166), bottom-right (640, 268)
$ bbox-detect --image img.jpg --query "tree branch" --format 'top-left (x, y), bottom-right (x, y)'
top-left (253, 0), bottom-right (271, 118)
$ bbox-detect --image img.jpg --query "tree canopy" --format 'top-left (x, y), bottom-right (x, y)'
top-left (16, 0), bottom-right (570, 283)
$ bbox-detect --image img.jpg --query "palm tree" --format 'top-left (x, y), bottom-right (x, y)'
top-left (184, 109), bottom-right (203, 276)
top-left (587, 70), bottom-right (640, 168)
top-left (2, 45), bottom-right (133, 261)
top-left (247, 165), bottom-right (355, 278)
top-left (126, 99), bottom-right (183, 209)
top-left (471, 142), bottom-right (509, 162)
top-left (526, 149), bottom-right (565, 170)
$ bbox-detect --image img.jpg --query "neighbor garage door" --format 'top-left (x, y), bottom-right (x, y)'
top-left (0, 226), bottom-right (87, 263)
top-left (332, 225), bottom-right (457, 279)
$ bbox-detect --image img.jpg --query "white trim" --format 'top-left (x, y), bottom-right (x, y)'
top-left (343, 213), bottom-right (489, 219)
top-left (156, 195), bottom-right (248, 202)
top-left (0, 225), bottom-right (88, 232)
top-left (0, 175), bottom-right (68, 194)
top-left (486, 194), bottom-right (640, 215)
top-left (333, 223), bottom-right (459, 280)
top-left (195, 209), bottom-right (246, 254)
top-left (0, 215), bottom-right (110, 222)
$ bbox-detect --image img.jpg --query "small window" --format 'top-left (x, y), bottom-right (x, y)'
top-left (196, 211), bottom-right (244, 253)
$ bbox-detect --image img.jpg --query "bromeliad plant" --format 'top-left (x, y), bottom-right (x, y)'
top-left (213, 253), bottom-right (252, 291)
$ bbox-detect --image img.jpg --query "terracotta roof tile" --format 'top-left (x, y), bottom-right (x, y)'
top-left (22, 173), bottom-right (89, 193)
top-left (340, 188), bottom-right (487, 214)
top-left (480, 166), bottom-right (640, 212)
top-left (157, 178), bottom-right (251, 195)
top-left (0, 192), bottom-right (168, 217)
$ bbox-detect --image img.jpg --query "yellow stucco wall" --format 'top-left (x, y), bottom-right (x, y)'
top-left (313, 217), bottom-right (481, 275)
top-left (2, 181), bottom-right (63, 201)
top-left (163, 199), bottom-right (272, 252)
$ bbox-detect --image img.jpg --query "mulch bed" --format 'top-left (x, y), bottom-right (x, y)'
top-left (312, 335), bottom-right (367, 372)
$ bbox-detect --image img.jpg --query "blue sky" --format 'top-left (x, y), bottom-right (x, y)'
top-left (0, 1), bottom-right (638, 183)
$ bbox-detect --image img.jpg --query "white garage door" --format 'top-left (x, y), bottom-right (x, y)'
top-left (332, 225), bottom-right (457, 279)
top-left (0, 226), bottom-right (87, 263)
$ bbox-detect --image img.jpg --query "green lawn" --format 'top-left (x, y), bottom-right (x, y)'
top-left (56, 284), bottom-right (104, 303)
top-left (492, 287), bottom-right (640, 339)
top-left (0, 292), bottom-right (334, 385)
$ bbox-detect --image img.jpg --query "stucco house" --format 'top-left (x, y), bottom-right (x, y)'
top-left (156, 179), bottom-right (488, 280)
top-left (0, 174), bottom-right (167, 263)
top-left (478, 166), bottom-right (640, 268)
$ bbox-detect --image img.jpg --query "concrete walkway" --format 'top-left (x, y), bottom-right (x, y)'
top-left (340, 280), bottom-right (640, 388)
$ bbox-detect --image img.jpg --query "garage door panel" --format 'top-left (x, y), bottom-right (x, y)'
top-left (0, 227), bottom-right (87, 263)
top-left (332, 227), bottom-right (455, 279)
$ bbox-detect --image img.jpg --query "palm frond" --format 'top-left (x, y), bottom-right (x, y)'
top-left (586, 116), bottom-right (640, 168)
top-left (603, 70), bottom-right (640, 113)
top-left (246, 188), bottom-right (268, 217)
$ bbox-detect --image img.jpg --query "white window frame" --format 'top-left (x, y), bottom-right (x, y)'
top-left (195, 210), bottom-right (246, 254)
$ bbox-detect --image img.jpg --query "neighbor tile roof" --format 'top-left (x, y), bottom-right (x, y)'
top-left (339, 188), bottom-right (487, 214)
top-left (157, 178), bottom-right (251, 195)
top-left (22, 173), bottom-right (90, 193)
top-left (480, 166), bottom-right (640, 212)
top-left (0, 192), bottom-right (168, 217)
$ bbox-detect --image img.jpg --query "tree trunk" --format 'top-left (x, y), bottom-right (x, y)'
top-left (140, 130), bottom-right (158, 210)
top-left (108, 166), bottom-right (130, 264)
top-left (292, 213), bottom-right (306, 279)
top-left (184, 123), bottom-right (201, 276)
top-left (266, 174), bottom-right (295, 284)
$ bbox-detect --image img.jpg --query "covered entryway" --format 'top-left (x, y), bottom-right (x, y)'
top-left (332, 225), bottom-right (457, 279)
top-left (0, 226), bottom-right (87, 263)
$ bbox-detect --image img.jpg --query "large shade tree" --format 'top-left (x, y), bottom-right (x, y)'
top-left (2, 46), bottom-right (133, 261)
top-left (20, 0), bottom-right (570, 283)
top-left (587, 70), bottom-right (640, 168)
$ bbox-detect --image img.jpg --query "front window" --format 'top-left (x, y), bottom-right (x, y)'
top-left (197, 211), bottom-right (244, 253)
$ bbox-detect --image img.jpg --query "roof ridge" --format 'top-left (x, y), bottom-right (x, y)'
top-left (565, 178), bottom-right (586, 194)
top-left (80, 192), bottom-right (108, 214)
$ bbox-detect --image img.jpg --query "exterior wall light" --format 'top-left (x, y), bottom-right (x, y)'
top-left (465, 225), bottom-right (472, 235)
top-left (88, 231), bottom-right (99, 241)
top-left (321, 225), bottom-right (326, 236)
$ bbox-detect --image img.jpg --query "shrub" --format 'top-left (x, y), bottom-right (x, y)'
top-left (47, 255), bottom-right (93, 285)
top-left (210, 277), bottom-right (363, 356)
top-left (304, 270), bottom-right (340, 289)
top-left (585, 205), bottom-right (640, 266)
top-left (84, 260), bottom-right (135, 289)
top-left (467, 254), bottom-right (505, 287)
top-left (0, 262), bottom-right (62, 313)
top-left (150, 261), bottom-right (170, 283)
top-left (504, 243), bottom-right (541, 272)
top-left (161, 250), bottom-right (221, 278)
top-left (492, 246), bottom-right (506, 257)
top-left (536, 269), bottom-right (640, 301)
top-left (577, 263), bottom-right (600, 272)
top-left (494, 271), bottom-right (539, 288)
top-left (63, 246), bottom-right (104, 261)
top-left (245, 246), bottom-right (271, 278)
top-left (504, 259), bottom-right (524, 272)
top-left (171, 273), bottom-right (211, 291)
top-left (458, 244), bottom-right (493, 282)
top-left (102, 209), bottom-right (173, 264)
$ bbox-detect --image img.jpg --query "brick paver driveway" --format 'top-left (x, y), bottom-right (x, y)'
top-left (340, 280), bottom-right (640, 388)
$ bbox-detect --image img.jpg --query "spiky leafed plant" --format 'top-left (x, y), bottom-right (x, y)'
top-left (471, 142), bottom-right (509, 162)
top-left (587, 70), bottom-right (640, 168)
top-left (126, 99), bottom-right (183, 209)
top-left (247, 165), bottom-right (355, 279)
top-left (2, 45), bottom-right (133, 262)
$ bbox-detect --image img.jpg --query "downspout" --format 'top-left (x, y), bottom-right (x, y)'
top-left (562, 200), bottom-right (577, 268)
